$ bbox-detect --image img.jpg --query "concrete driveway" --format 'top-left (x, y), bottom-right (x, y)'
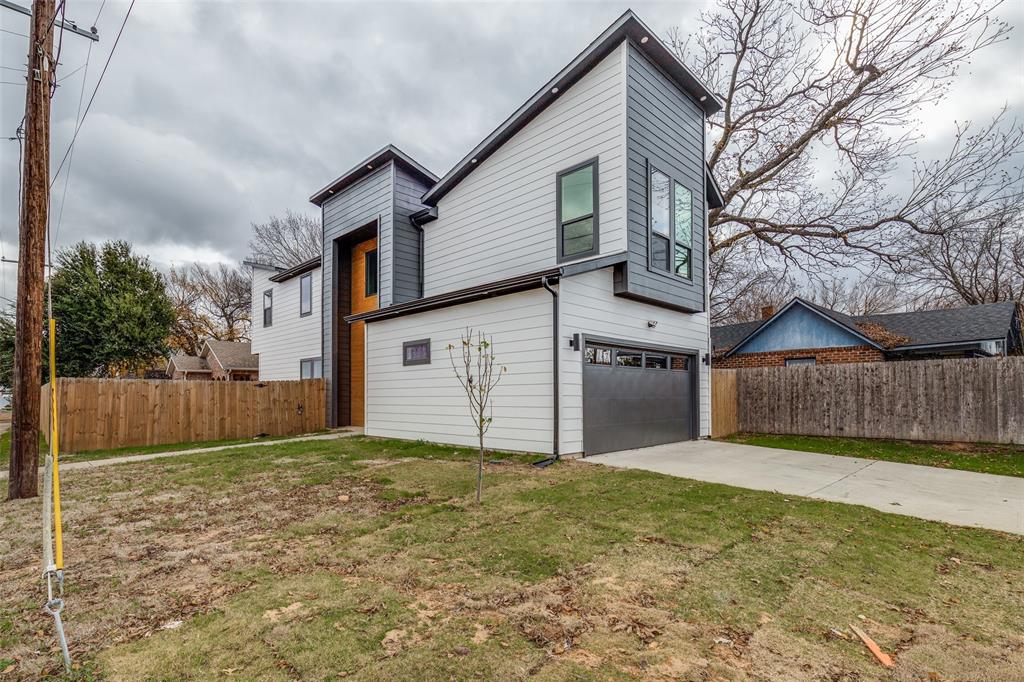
top-left (585, 440), bottom-right (1024, 535)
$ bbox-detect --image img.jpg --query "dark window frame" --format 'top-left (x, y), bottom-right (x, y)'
top-left (647, 161), bottom-right (696, 282)
top-left (299, 273), bottom-right (313, 317)
top-left (785, 357), bottom-right (816, 367)
top-left (299, 357), bottom-right (323, 379)
top-left (365, 248), bottom-right (379, 297)
top-left (403, 338), bottom-right (431, 366)
top-left (556, 157), bottom-right (600, 263)
top-left (262, 289), bottom-right (273, 327)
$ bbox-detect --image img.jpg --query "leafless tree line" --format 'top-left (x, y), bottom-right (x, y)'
top-left (671, 0), bottom-right (1024, 323)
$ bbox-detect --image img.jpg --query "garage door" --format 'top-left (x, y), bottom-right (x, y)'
top-left (582, 342), bottom-right (695, 455)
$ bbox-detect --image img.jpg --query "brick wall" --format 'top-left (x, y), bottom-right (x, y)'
top-left (713, 345), bottom-right (885, 369)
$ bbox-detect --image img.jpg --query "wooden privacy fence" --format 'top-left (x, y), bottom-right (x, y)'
top-left (711, 369), bottom-right (738, 438)
top-left (712, 357), bottom-right (1024, 444)
top-left (41, 378), bottom-right (326, 453)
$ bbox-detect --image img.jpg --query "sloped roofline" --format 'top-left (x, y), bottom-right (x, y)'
top-left (723, 297), bottom-right (884, 358)
top-left (421, 9), bottom-right (723, 207)
top-left (269, 255), bottom-right (321, 283)
top-left (309, 144), bottom-right (439, 207)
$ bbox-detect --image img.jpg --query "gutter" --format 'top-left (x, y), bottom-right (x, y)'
top-left (534, 275), bottom-right (560, 468)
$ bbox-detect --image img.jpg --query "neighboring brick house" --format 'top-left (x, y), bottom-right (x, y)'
top-left (165, 354), bottom-right (214, 380)
top-left (713, 298), bottom-right (1022, 368)
top-left (166, 340), bottom-right (259, 381)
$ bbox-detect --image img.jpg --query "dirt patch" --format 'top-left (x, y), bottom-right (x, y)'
top-left (0, 460), bottom-right (394, 679)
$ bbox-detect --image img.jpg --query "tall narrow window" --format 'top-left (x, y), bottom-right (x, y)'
top-left (299, 273), bottom-right (312, 316)
top-left (674, 182), bottom-right (692, 279)
top-left (650, 168), bottom-right (671, 271)
top-left (365, 249), bottom-right (378, 297)
top-left (262, 290), bottom-right (273, 327)
top-left (557, 159), bottom-right (599, 261)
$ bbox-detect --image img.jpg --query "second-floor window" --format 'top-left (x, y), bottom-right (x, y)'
top-left (557, 158), bottom-right (599, 261)
top-left (649, 164), bottom-right (694, 280)
top-left (365, 249), bottom-right (378, 297)
top-left (262, 290), bottom-right (273, 327)
top-left (299, 273), bottom-right (312, 316)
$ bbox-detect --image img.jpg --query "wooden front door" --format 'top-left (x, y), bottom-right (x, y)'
top-left (349, 237), bottom-right (378, 426)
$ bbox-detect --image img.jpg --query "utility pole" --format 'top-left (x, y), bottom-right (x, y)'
top-left (7, 0), bottom-right (54, 501)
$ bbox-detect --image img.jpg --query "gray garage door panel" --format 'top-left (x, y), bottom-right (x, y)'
top-left (583, 347), bottom-right (694, 455)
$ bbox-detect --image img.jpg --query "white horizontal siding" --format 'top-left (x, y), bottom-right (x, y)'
top-left (250, 266), bottom-right (322, 381)
top-left (423, 41), bottom-right (628, 297)
top-left (364, 289), bottom-right (554, 454)
top-left (558, 268), bottom-right (711, 453)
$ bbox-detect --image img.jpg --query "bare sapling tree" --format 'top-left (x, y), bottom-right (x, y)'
top-left (670, 0), bottom-right (1024, 310)
top-left (448, 328), bottom-right (506, 504)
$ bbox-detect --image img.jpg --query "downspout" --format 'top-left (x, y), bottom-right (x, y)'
top-left (534, 274), bottom-right (560, 467)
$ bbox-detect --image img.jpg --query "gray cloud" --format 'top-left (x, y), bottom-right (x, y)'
top-left (0, 0), bottom-right (1019, 303)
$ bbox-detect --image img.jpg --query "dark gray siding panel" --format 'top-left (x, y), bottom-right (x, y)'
top-left (622, 42), bottom-right (706, 312)
top-left (392, 165), bottom-right (433, 303)
top-left (321, 163), bottom-right (393, 426)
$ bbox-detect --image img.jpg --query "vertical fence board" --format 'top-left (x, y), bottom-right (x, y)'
top-left (41, 379), bottom-right (326, 453)
top-left (731, 357), bottom-right (1023, 444)
top-left (711, 369), bottom-right (738, 437)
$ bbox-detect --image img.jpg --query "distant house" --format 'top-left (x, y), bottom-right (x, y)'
top-left (713, 299), bottom-right (1022, 368)
top-left (247, 257), bottom-right (322, 381)
top-left (166, 340), bottom-right (259, 381)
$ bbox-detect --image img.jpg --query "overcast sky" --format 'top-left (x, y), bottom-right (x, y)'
top-left (1, 0), bottom-right (1021, 304)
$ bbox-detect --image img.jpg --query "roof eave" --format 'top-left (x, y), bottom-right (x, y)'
top-left (269, 255), bottom-right (322, 283)
top-left (421, 10), bottom-right (721, 207)
top-left (309, 144), bottom-right (439, 207)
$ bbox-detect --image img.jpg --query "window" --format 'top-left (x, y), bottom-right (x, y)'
top-left (299, 358), bottom-right (322, 378)
top-left (649, 166), bottom-right (695, 280)
top-left (365, 249), bottom-right (378, 297)
top-left (557, 159), bottom-right (599, 261)
top-left (299, 273), bottom-right (312, 317)
top-left (650, 168), bottom-right (671, 271)
top-left (785, 357), bottom-right (816, 367)
top-left (616, 350), bottom-right (643, 368)
top-left (262, 290), bottom-right (272, 327)
top-left (585, 346), bottom-right (613, 365)
top-left (403, 339), bottom-right (430, 366)
top-left (671, 356), bottom-right (690, 371)
top-left (644, 354), bottom-right (668, 369)
top-left (674, 182), bottom-right (692, 279)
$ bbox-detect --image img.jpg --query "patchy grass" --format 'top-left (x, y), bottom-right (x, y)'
top-left (0, 428), bottom-right (333, 472)
top-left (722, 432), bottom-right (1024, 477)
top-left (1, 436), bottom-right (1021, 680)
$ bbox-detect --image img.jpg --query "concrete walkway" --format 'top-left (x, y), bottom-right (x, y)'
top-left (586, 440), bottom-right (1024, 535)
top-left (0, 429), bottom-right (363, 480)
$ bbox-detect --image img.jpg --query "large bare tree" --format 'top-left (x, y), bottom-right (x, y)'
top-left (247, 211), bottom-right (322, 268)
top-left (892, 207), bottom-right (1024, 307)
top-left (167, 263), bottom-right (252, 354)
top-left (671, 0), bottom-right (1024, 304)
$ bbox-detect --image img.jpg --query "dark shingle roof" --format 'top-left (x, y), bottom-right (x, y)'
top-left (712, 299), bottom-right (1019, 355)
top-left (860, 301), bottom-right (1018, 347)
top-left (711, 320), bottom-right (764, 353)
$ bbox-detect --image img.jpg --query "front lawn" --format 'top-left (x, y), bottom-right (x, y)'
top-left (1, 437), bottom-right (1021, 680)
top-left (723, 432), bottom-right (1024, 478)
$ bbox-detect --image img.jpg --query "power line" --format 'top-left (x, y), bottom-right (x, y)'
top-left (55, 61), bottom-right (85, 82)
top-left (0, 28), bottom-right (28, 37)
top-left (1, 80), bottom-right (25, 85)
top-left (50, 0), bottom-right (134, 188)
top-left (53, 33), bottom-right (93, 248)
top-left (0, 64), bottom-right (25, 71)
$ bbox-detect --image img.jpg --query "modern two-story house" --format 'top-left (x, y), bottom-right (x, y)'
top-left (310, 10), bottom-right (723, 456)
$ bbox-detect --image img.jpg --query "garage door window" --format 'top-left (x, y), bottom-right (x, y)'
top-left (671, 356), bottom-right (690, 371)
top-left (616, 351), bottom-right (643, 368)
top-left (644, 354), bottom-right (668, 369)
top-left (585, 346), bottom-right (612, 365)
